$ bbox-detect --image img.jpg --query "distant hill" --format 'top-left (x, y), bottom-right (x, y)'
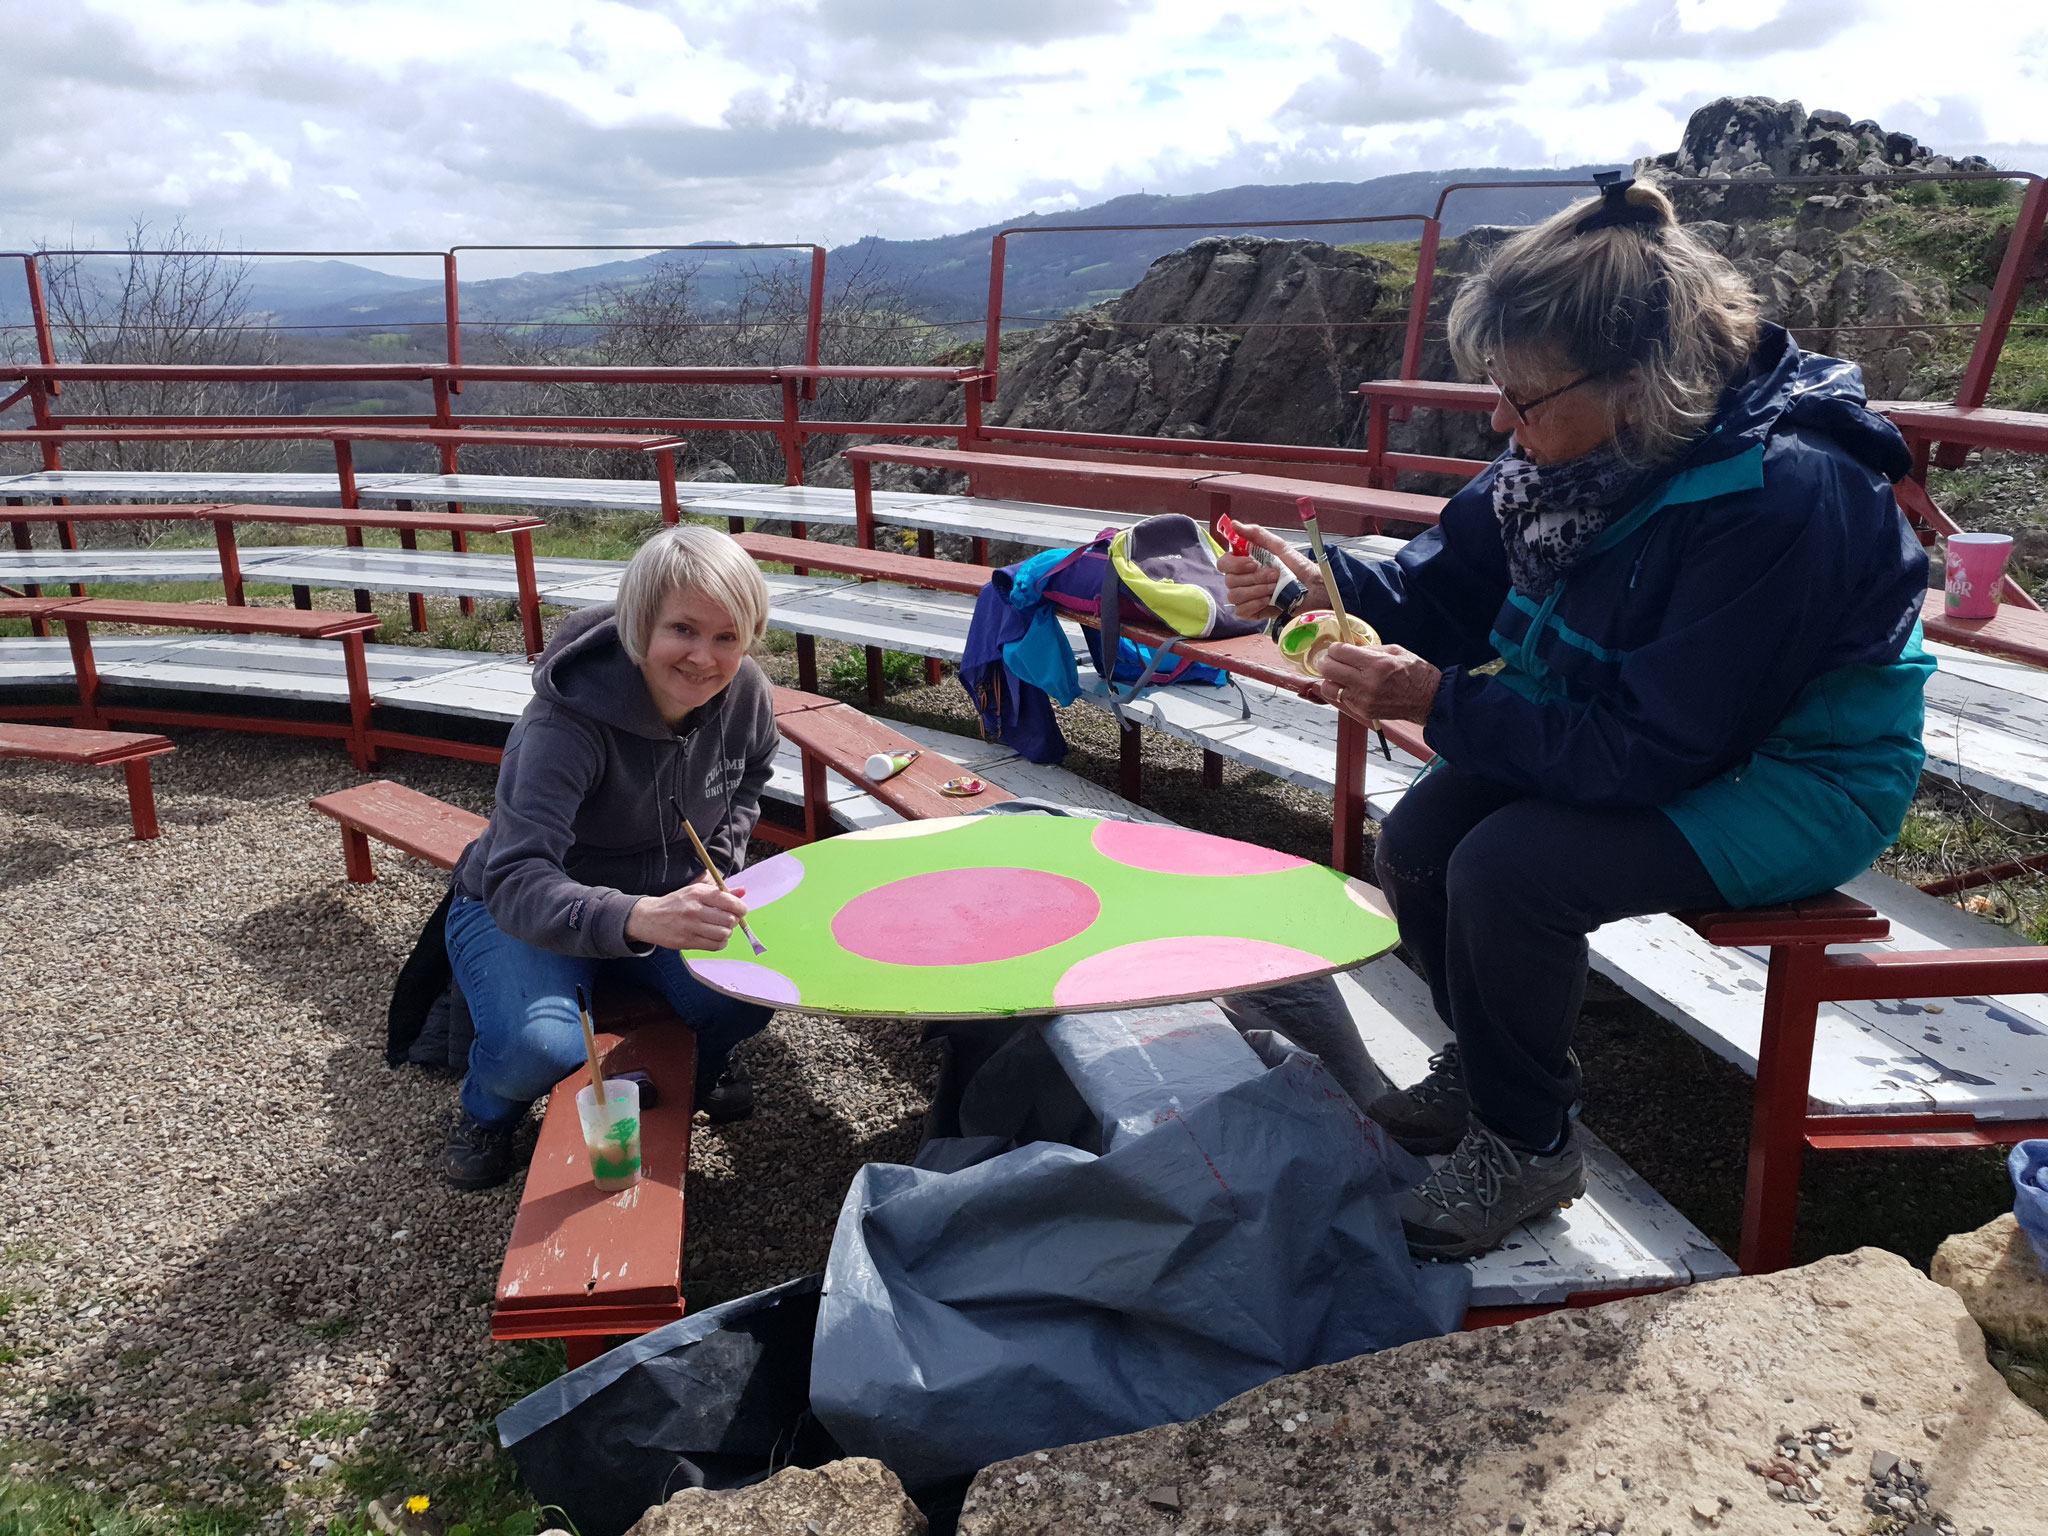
top-left (0, 166), bottom-right (1621, 340)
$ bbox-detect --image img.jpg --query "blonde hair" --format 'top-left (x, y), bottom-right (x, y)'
top-left (1445, 179), bottom-right (1761, 461)
top-left (614, 524), bottom-right (771, 664)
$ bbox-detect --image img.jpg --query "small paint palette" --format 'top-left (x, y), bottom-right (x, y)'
top-left (939, 776), bottom-right (985, 797)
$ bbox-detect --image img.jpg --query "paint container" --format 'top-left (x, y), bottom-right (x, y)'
top-left (575, 1078), bottom-right (642, 1193)
top-left (1945, 532), bottom-right (2014, 619)
top-left (864, 749), bottom-right (921, 782)
top-left (1276, 610), bottom-right (1380, 677)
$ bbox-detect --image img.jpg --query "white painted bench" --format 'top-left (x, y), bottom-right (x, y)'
top-left (1334, 957), bottom-right (1738, 1308)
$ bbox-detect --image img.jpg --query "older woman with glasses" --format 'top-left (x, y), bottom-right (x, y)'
top-left (1222, 176), bottom-right (1931, 1260)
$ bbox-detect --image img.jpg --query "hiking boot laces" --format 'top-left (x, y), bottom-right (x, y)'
top-left (1407, 1044), bottom-right (1464, 1106)
top-left (1414, 1120), bottom-right (1519, 1216)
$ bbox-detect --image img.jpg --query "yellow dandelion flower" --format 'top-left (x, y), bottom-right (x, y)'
top-left (405, 1496), bottom-right (431, 1515)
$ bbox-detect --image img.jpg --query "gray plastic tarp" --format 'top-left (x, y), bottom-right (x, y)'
top-left (810, 1007), bottom-right (1470, 1486)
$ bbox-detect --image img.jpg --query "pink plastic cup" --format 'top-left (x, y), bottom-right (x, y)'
top-left (1945, 532), bottom-right (2014, 619)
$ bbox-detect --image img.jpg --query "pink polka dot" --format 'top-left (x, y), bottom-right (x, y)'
top-left (1052, 936), bottom-right (1332, 1008)
top-left (833, 868), bottom-right (1100, 967)
top-left (732, 852), bottom-right (804, 910)
top-left (690, 959), bottom-right (801, 1006)
top-left (1090, 819), bottom-right (1309, 877)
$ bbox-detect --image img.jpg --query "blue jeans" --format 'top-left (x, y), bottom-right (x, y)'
top-left (444, 890), bottom-right (774, 1128)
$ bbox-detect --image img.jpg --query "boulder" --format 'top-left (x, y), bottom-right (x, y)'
top-left (1932, 1211), bottom-right (2048, 1355)
top-left (957, 1249), bottom-right (2048, 1535)
top-left (984, 236), bottom-right (1398, 448)
top-left (1677, 96), bottom-right (1809, 177)
top-left (625, 1458), bottom-right (927, 1536)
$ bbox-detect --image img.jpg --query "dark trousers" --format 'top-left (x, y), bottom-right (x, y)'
top-left (1372, 762), bottom-right (1723, 1149)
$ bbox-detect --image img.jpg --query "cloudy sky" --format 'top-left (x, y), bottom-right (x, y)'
top-left (2, 0), bottom-right (2043, 276)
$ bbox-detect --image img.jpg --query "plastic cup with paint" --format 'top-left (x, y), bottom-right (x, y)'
top-left (864, 749), bottom-right (920, 782)
top-left (575, 1078), bottom-right (642, 1193)
top-left (1945, 532), bottom-right (2014, 619)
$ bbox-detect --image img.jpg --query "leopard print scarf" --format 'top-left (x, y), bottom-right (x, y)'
top-left (1491, 440), bottom-right (1656, 598)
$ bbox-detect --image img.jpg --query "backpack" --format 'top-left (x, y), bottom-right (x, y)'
top-left (962, 515), bottom-right (1257, 761)
top-left (1020, 514), bottom-right (1262, 703)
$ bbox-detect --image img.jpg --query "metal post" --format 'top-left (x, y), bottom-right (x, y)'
top-left (780, 377), bottom-right (803, 485)
top-left (803, 246), bottom-right (826, 401)
top-left (443, 252), bottom-right (462, 392)
top-left (213, 519), bottom-right (245, 606)
top-left (23, 256), bottom-right (59, 401)
top-left (983, 234), bottom-right (1006, 404)
top-left (1399, 217), bottom-right (1441, 387)
top-left (513, 529), bottom-right (543, 660)
top-left (60, 616), bottom-right (101, 728)
top-left (1738, 944), bottom-right (1827, 1274)
top-left (1332, 713), bottom-right (1369, 876)
top-left (1940, 176), bottom-right (2048, 467)
top-left (122, 758), bottom-right (161, 841)
top-left (342, 630), bottom-right (375, 770)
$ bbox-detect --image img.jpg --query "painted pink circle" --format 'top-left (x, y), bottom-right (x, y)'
top-left (833, 868), bottom-right (1100, 967)
top-left (1090, 819), bottom-right (1309, 877)
top-left (732, 852), bottom-right (804, 910)
top-left (691, 959), bottom-right (801, 1006)
top-left (1052, 936), bottom-right (1330, 1008)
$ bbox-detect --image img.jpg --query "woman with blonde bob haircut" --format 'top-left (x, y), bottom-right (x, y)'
top-left (439, 524), bottom-right (782, 1188)
top-left (1223, 174), bottom-right (1931, 1259)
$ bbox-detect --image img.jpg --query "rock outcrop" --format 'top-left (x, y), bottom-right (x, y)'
top-left (1934, 1211), bottom-right (2048, 1356)
top-left (624, 1457), bottom-right (927, 1536)
top-left (956, 1248), bottom-right (2047, 1535)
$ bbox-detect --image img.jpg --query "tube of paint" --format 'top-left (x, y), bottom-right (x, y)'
top-left (864, 748), bottom-right (921, 782)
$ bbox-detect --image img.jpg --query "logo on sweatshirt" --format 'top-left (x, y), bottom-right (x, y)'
top-left (567, 898), bottom-right (586, 931)
top-left (710, 755), bottom-right (749, 799)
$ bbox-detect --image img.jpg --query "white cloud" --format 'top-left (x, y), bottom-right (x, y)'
top-left (0, 0), bottom-right (2039, 266)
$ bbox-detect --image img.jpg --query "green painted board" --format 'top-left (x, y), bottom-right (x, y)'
top-left (686, 814), bottom-right (1399, 1019)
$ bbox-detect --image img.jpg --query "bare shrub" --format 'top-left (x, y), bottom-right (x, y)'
top-left (33, 219), bottom-right (285, 475)
top-left (480, 251), bottom-right (949, 484)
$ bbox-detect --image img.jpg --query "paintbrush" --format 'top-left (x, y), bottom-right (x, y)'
top-left (1295, 495), bottom-right (1393, 761)
top-left (574, 984), bottom-right (608, 1109)
top-left (680, 816), bottom-right (767, 956)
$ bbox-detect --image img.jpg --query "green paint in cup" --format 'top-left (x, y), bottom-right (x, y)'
top-left (575, 1079), bottom-right (643, 1192)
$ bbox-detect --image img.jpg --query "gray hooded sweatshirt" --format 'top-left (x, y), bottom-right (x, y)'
top-left (452, 604), bottom-right (779, 958)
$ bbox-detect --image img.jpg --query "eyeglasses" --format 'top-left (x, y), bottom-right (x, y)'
top-left (1488, 371), bottom-right (1592, 426)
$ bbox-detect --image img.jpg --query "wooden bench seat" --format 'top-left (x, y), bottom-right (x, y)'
top-left (311, 778), bottom-right (488, 880)
top-left (2, 595), bottom-right (386, 769)
top-left (493, 1016), bottom-right (697, 1367)
top-left (0, 721), bottom-right (176, 839)
top-left (4, 501), bottom-right (553, 653)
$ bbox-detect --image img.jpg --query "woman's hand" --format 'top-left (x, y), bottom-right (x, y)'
top-left (1219, 522), bottom-right (1326, 620)
top-left (1315, 643), bottom-right (1443, 724)
top-left (625, 871), bottom-right (750, 952)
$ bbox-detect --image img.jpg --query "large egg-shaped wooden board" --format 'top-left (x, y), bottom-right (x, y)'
top-left (686, 815), bottom-right (1398, 1019)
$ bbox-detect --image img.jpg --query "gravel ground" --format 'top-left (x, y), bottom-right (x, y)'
top-left (0, 729), bottom-right (930, 1525)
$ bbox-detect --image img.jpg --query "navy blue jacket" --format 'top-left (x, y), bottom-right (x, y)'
top-left (1337, 327), bottom-right (1932, 906)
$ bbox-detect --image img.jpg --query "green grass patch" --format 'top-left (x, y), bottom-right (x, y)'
top-left (293, 1408), bottom-right (370, 1441)
top-left (303, 1316), bottom-right (357, 1342)
top-left (1336, 238), bottom-right (1422, 285)
top-left (490, 1339), bottom-right (565, 1404)
top-left (827, 647), bottom-right (923, 692)
top-left (0, 1472), bottom-right (262, 1536)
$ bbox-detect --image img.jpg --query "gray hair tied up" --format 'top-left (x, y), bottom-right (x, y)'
top-left (1446, 178), bottom-right (1762, 462)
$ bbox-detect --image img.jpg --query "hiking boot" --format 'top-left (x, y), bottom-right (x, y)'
top-left (439, 1111), bottom-right (519, 1191)
top-left (695, 1056), bottom-right (754, 1124)
top-left (1399, 1119), bottom-right (1588, 1262)
top-left (1367, 1045), bottom-right (1584, 1157)
top-left (1366, 1043), bottom-right (1470, 1155)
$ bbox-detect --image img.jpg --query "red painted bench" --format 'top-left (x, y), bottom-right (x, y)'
top-left (0, 595), bottom-right (386, 768)
top-left (305, 777), bottom-right (696, 1365)
top-left (0, 722), bottom-right (176, 839)
top-left (2, 501), bottom-right (555, 654)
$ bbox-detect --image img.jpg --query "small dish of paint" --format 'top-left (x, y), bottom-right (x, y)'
top-left (939, 776), bottom-right (985, 797)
